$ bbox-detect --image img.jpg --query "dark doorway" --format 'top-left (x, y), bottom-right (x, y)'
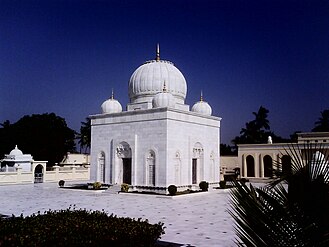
top-left (282, 155), bottom-right (292, 175)
top-left (123, 158), bottom-right (132, 184)
top-left (246, 155), bottom-right (255, 177)
top-left (34, 165), bottom-right (43, 183)
top-left (263, 155), bottom-right (273, 177)
top-left (192, 158), bottom-right (197, 184)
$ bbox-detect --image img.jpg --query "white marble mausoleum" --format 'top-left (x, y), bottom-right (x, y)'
top-left (90, 46), bottom-right (221, 193)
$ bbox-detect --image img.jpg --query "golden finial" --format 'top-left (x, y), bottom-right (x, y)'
top-left (156, 43), bottom-right (160, 61)
top-left (200, 90), bottom-right (203, 102)
top-left (111, 88), bottom-right (114, 100)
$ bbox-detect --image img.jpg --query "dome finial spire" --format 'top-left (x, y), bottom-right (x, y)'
top-left (200, 90), bottom-right (203, 102)
top-left (163, 80), bottom-right (167, 92)
top-left (111, 88), bottom-right (114, 100)
top-left (156, 43), bottom-right (160, 61)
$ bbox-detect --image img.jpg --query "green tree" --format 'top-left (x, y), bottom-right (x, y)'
top-left (220, 144), bottom-right (236, 156)
top-left (0, 113), bottom-right (76, 165)
top-left (230, 143), bottom-right (329, 246)
top-left (313, 109), bottom-right (329, 132)
top-left (77, 117), bottom-right (91, 153)
top-left (232, 106), bottom-right (271, 145)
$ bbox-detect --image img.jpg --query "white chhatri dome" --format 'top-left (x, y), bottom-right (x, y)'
top-left (152, 83), bottom-right (176, 108)
top-left (191, 93), bottom-right (212, 116)
top-left (101, 91), bottom-right (122, 114)
top-left (128, 45), bottom-right (187, 104)
top-left (9, 145), bottom-right (23, 156)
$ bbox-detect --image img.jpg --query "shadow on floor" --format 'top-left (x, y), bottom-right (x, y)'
top-left (156, 240), bottom-right (196, 247)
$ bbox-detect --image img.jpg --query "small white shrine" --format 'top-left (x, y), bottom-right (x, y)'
top-left (1, 145), bottom-right (33, 172)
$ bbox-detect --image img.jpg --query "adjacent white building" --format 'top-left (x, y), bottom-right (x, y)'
top-left (90, 46), bottom-right (221, 192)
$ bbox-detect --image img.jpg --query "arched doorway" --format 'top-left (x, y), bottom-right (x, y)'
top-left (282, 155), bottom-right (292, 175)
top-left (246, 155), bottom-right (255, 177)
top-left (98, 152), bottom-right (105, 183)
top-left (192, 142), bottom-right (204, 184)
top-left (116, 142), bottom-right (132, 184)
top-left (146, 150), bottom-right (155, 186)
top-left (263, 155), bottom-right (273, 177)
top-left (34, 164), bottom-right (44, 183)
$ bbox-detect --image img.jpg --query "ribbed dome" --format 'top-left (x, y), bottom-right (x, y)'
top-left (101, 96), bottom-right (122, 114)
top-left (192, 100), bottom-right (212, 116)
top-left (9, 145), bottom-right (23, 156)
top-left (152, 91), bottom-right (176, 108)
top-left (128, 60), bottom-right (187, 104)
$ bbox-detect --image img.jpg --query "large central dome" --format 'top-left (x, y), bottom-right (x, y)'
top-left (128, 47), bottom-right (187, 104)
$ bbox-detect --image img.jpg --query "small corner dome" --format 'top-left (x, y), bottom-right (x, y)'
top-left (9, 145), bottom-right (23, 156)
top-left (152, 91), bottom-right (175, 108)
top-left (192, 101), bottom-right (212, 116)
top-left (101, 97), bottom-right (122, 114)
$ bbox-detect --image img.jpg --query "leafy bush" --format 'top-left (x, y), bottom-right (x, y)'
top-left (92, 181), bottom-right (102, 190)
top-left (168, 185), bottom-right (177, 196)
top-left (199, 181), bottom-right (209, 191)
top-left (58, 180), bottom-right (65, 187)
top-left (0, 208), bottom-right (165, 247)
top-left (121, 183), bottom-right (129, 192)
top-left (219, 180), bottom-right (226, 189)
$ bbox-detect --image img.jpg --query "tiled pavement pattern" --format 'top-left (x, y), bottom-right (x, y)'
top-left (0, 182), bottom-right (237, 246)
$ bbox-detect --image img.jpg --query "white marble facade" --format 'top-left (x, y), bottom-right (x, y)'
top-left (90, 46), bottom-right (221, 191)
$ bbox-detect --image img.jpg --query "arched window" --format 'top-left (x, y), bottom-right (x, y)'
top-left (246, 155), bottom-right (255, 177)
top-left (98, 152), bottom-right (105, 183)
top-left (263, 155), bottom-right (273, 177)
top-left (146, 150), bottom-right (155, 186)
top-left (282, 155), bottom-right (292, 175)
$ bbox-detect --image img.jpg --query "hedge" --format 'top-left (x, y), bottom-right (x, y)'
top-left (0, 208), bottom-right (165, 247)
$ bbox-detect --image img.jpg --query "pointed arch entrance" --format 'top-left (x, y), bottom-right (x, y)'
top-left (192, 142), bottom-right (204, 184)
top-left (116, 142), bottom-right (132, 184)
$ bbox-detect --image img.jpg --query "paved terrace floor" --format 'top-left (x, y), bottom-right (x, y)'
top-left (0, 182), bottom-right (237, 247)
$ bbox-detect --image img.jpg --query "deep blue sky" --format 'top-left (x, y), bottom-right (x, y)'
top-left (1, 0), bottom-right (328, 145)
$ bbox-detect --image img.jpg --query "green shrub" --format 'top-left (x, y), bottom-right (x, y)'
top-left (0, 208), bottom-right (165, 247)
top-left (92, 181), bottom-right (102, 190)
top-left (199, 181), bottom-right (209, 191)
top-left (219, 180), bottom-right (226, 189)
top-left (168, 185), bottom-right (177, 196)
top-left (58, 180), bottom-right (65, 187)
top-left (121, 183), bottom-right (129, 192)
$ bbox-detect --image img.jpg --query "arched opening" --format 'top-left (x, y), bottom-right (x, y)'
top-left (116, 142), bottom-right (132, 184)
top-left (282, 155), bottom-right (292, 175)
top-left (263, 155), bottom-right (273, 177)
top-left (192, 142), bottom-right (204, 184)
top-left (34, 164), bottom-right (44, 183)
top-left (146, 150), bottom-right (155, 186)
top-left (98, 152), bottom-right (105, 183)
top-left (246, 155), bottom-right (255, 177)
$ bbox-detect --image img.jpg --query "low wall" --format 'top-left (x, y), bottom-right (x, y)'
top-left (0, 165), bottom-right (90, 185)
